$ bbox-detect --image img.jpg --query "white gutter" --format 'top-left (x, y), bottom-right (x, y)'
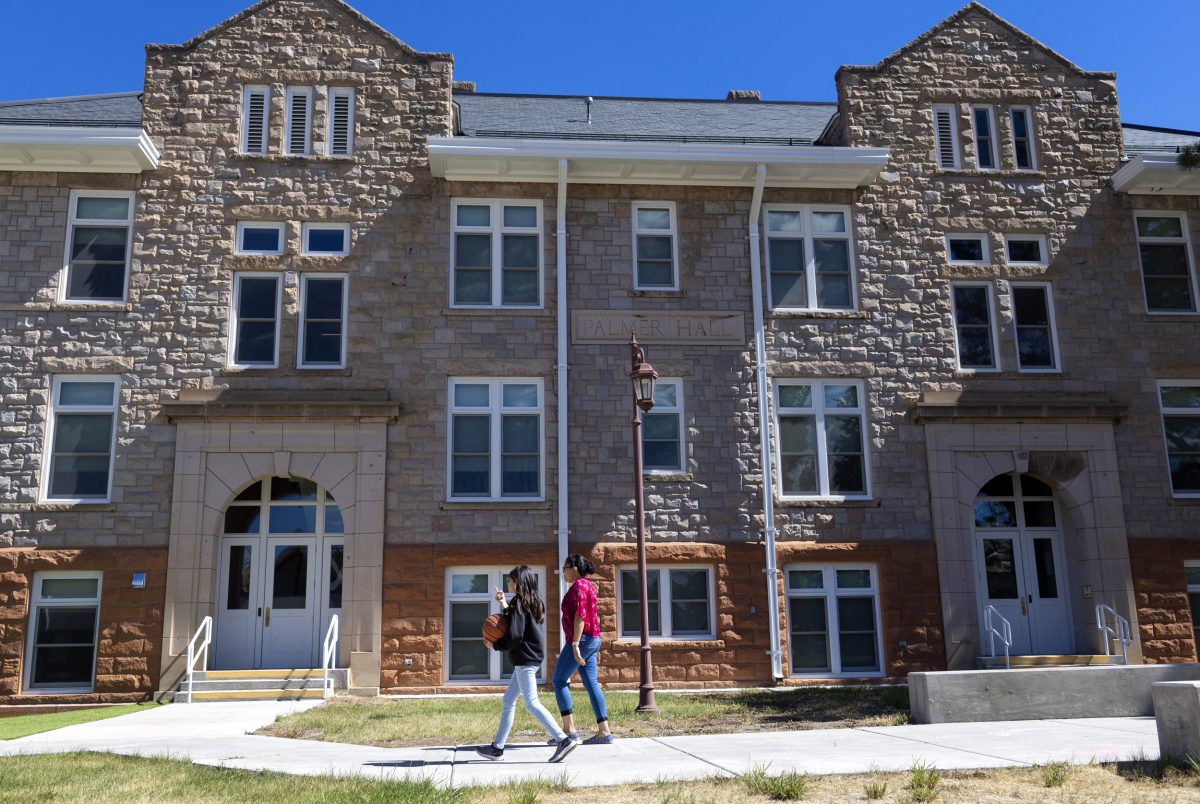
top-left (556, 158), bottom-right (570, 634)
top-left (0, 125), bottom-right (160, 171)
top-left (1112, 153), bottom-right (1200, 195)
top-left (747, 163), bottom-right (783, 681)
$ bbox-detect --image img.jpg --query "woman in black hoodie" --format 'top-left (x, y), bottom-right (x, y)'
top-left (475, 565), bottom-right (578, 763)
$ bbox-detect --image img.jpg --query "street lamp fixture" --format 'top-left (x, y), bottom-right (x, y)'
top-left (628, 332), bottom-right (659, 712)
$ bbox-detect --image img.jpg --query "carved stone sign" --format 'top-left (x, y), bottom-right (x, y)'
top-left (572, 311), bottom-right (746, 345)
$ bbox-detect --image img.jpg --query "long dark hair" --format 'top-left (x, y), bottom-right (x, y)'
top-left (564, 554), bottom-right (595, 577)
top-left (507, 565), bottom-right (545, 623)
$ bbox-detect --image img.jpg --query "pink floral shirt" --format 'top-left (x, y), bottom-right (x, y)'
top-left (561, 577), bottom-right (601, 639)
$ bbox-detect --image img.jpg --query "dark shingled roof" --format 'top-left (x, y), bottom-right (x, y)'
top-left (0, 92), bottom-right (143, 128)
top-left (1122, 124), bottom-right (1200, 156)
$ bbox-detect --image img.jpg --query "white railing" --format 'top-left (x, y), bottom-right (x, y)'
top-left (322, 614), bottom-right (340, 700)
top-left (183, 615), bottom-right (212, 704)
top-left (1096, 603), bottom-right (1131, 664)
top-left (984, 605), bottom-right (1012, 669)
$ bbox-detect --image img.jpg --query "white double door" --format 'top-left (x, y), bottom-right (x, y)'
top-left (214, 535), bottom-right (343, 669)
top-left (976, 528), bottom-right (1073, 655)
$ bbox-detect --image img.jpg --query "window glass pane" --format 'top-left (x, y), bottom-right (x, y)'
top-left (502, 234), bottom-right (538, 269)
top-left (49, 454), bottom-right (111, 498)
top-left (948, 238), bottom-right (984, 262)
top-left (41, 578), bottom-right (99, 600)
top-left (636, 208), bottom-right (671, 229)
top-left (835, 569), bottom-right (871, 589)
top-left (983, 539), bottom-right (1019, 598)
top-left (238, 277), bottom-right (278, 319)
top-left (642, 413), bottom-right (680, 441)
top-left (810, 211), bottom-right (846, 234)
top-left (838, 597), bottom-right (880, 671)
top-left (779, 417), bottom-right (816, 454)
top-left (958, 327), bottom-right (995, 369)
top-left (1186, 566), bottom-right (1200, 586)
top-left (1020, 475), bottom-right (1053, 497)
top-left (454, 384), bottom-right (490, 407)
top-left (953, 286), bottom-right (990, 325)
top-left (502, 384), bottom-right (538, 408)
top-left (1176, 455), bottom-right (1200, 493)
top-left (53, 415), bottom-right (112, 455)
top-left (453, 456), bottom-right (490, 496)
top-left (781, 455), bottom-right (818, 494)
top-left (268, 505), bottom-right (317, 534)
top-left (1165, 418), bottom-right (1200, 454)
top-left (770, 270), bottom-right (807, 309)
top-left (226, 545), bottom-right (252, 610)
top-left (1140, 244), bottom-right (1190, 276)
top-left (638, 261), bottom-right (674, 287)
top-left (59, 382), bottom-right (115, 407)
top-left (241, 226), bottom-right (281, 252)
top-left (975, 500), bottom-right (1017, 528)
top-left (502, 460), bottom-right (538, 495)
top-left (768, 238), bottom-right (805, 271)
top-left (815, 241), bottom-right (851, 308)
top-left (823, 385), bottom-right (859, 409)
top-left (76, 196), bottom-right (130, 220)
top-left (324, 504), bottom-right (344, 534)
top-left (637, 235), bottom-right (673, 260)
top-left (671, 602), bottom-right (710, 634)
top-left (234, 481), bottom-right (262, 502)
top-left (978, 475), bottom-right (1014, 497)
top-left (767, 210), bottom-right (802, 232)
top-left (788, 598), bottom-right (829, 671)
top-left (236, 321), bottom-right (275, 364)
top-left (449, 602), bottom-right (489, 677)
top-left (32, 607), bottom-right (97, 686)
top-left (71, 226), bottom-right (127, 262)
top-left (1137, 216), bottom-right (1184, 238)
top-left (304, 321), bottom-right (342, 364)
top-left (670, 569), bottom-right (708, 600)
top-left (778, 385), bottom-right (812, 409)
top-left (305, 279), bottom-right (344, 320)
top-left (838, 633), bottom-right (878, 672)
top-left (1007, 240), bottom-right (1043, 263)
top-left (621, 570), bottom-right (660, 635)
top-left (1031, 538), bottom-right (1058, 599)
top-left (271, 477), bottom-right (318, 501)
top-left (825, 415), bottom-right (862, 453)
top-left (501, 415), bottom-right (538, 453)
top-left (1191, 594), bottom-right (1200, 652)
top-left (1013, 287), bottom-right (1049, 326)
top-left (1144, 277), bottom-right (1195, 312)
top-left (788, 569), bottom-right (823, 590)
top-left (455, 233), bottom-right (491, 269)
top-left (452, 574), bottom-right (490, 595)
top-left (456, 205), bottom-right (490, 227)
top-left (224, 505), bottom-right (261, 534)
top-left (454, 415), bottom-right (490, 453)
top-left (654, 382), bottom-right (678, 408)
top-left (1023, 500), bottom-right (1056, 527)
top-left (66, 263), bottom-right (125, 301)
top-left (502, 269), bottom-right (538, 305)
top-left (272, 545), bottom-right (308, 609)
top-left (503, 206), bottom-right (537, 228)
top-left (829, 454), bottom-right (866, 495)
top-left (1161, 387), bottom-right (1200, 409)
top-left (328, 544), bottom-right (343, 609)
top-left (1017, 327), bottom-right (1053, 368)
top-left (306, 228), bottom-right (346, 253)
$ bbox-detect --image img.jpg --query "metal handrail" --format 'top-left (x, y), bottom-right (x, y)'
top-left (322, 614), bottom-right (340, 700)
top-left (984, 605), bottom-right (1012, 669)
top-left (183, 615), bottom-right (212, 704)
top-left (1096, 603), bottom-right (1131, 664)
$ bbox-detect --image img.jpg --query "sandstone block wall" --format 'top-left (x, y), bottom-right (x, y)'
top-left (1129, 539), bottom-right (1200, 663)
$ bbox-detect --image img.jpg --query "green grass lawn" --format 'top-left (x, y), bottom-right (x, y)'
top-left (0, 702), bottom-right (161, 741)
top-left (260, 686), bottom-right (911, 748)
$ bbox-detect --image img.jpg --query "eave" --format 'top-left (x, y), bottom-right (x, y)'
top-left (428, 136), bottom-right (889, 189)
top-left (0, 126), bottom-right (160, 173)
top-left (1112, 154), bottom-right (1200, 196)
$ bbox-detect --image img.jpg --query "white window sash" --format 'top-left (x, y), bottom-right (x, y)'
top-left (285, 87), bottom-right (313, 156)
top-left (950, 282), bottom-right (1001, 372)
top-left (61, 190), bottom-right (134, 304)
top-left (443, 567), bottom-right (546, 683)
top-left (301, 223), bottom-right (351, 256)
top-left (643, 378), bottom-right (685, 473)
top-left (774, 379), bottom-right (870, 501)
top-left (447, 378), bottom-right (544, 501)
top-left (631, 201), bottom-right (680, 291)
top-left (229, 272), bottom-right (282, 368)
top-left (1010, 106), bottom-right (1037, 171)
top-left (785, 563), bottom-right (883, 678)
top-left (241, 85), bottom-right (270, 155)
top-left (235, 221), bottom-right (286, 256)
top-left (1002, 234), bottom-right (1049, 266)
top-left (41, 375), bottom-right (119, 504)
top-left (617, 565), bottom-right (716, 641)
top-left (327, 87), bottom-right (355, 157)
top-left (1134, 211), bottom-right (1199, 315)
top-left (1158, 380), bottom-right (1200, 498)
top-left (944, 233), bottom-right (990, 265)
top-left (932, 104), bottom-right (960, 169)
top-left (971, 105), bottom-right (999, 170)
top-left (763, 204), bottom-right (857, 312)
top-left (1011, 282), bottom-right (1061, 373)
top-left (449, 199), bottom-right (544, 309)
top-left (297, 274), bottom-right (348, 369)
top-left (24, 571), bottom-right (104, 693)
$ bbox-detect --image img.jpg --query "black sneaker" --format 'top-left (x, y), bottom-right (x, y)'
top-left (548, 735), bottom-right (579, 763)
top-left (474, 744), bottom-right (504, 761)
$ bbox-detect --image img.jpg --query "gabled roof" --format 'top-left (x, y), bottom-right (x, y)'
top-left (838, 2), bottom-right (1114, 79)
top-left (0, 92), bottom-right (143, 128)
top-left (454, 92), bottom-right (837, 146)
top-left (1121, 124), bottom-right (1200, 156)
top-left (145, 0), bottom-right (451, 61)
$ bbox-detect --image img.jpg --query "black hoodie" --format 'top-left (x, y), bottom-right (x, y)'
top-left (491, 605), bottom-right (545, 667)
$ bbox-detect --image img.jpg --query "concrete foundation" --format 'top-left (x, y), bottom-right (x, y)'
top-left (1152, 681), bottom-right (1200, 761)
top-left (910, 664), bottom-right (1200, 723)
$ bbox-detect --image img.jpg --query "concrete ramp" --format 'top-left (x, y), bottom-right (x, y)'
top-left (910, 663), bottom-right (1200, 724)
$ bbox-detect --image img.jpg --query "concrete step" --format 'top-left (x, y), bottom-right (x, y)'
top-left (197, 669), bottom-right (324, 680)
top-left (977, 654), bottom-right (1123, 669)
top-left (189, 688), bottom-right (326, 702)
top-left (189, 678), bottom-right (327, 692)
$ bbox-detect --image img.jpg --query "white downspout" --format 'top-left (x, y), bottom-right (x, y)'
top-left (748, 164), bottom-right (783, 681)
top-left (556, 159), bottom-right (570, 640)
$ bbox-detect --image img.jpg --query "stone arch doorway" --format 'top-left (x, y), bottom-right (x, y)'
top-left (972, 472), bottom-right (1073, 655)
top-left (213, 476), bottom-right (345, 669)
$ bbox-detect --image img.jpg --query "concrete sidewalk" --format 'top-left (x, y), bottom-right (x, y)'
top-left (0, 701), bottom-right (1161, 788)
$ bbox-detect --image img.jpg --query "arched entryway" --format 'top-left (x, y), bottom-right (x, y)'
top-left (212, 477), bottom-right (344, 669)
top-left (973, 472), bottom-right (1073, 655)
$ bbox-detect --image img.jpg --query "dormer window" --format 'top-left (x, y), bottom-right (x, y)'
top-left (241, 85), bottom-right (269, 155)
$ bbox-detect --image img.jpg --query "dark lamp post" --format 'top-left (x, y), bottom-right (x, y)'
top-left (628, 332), bottom-right (659, 712)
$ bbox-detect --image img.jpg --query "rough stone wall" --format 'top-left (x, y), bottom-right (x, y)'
top-left (1128, 539), bottom-right (1200, 663)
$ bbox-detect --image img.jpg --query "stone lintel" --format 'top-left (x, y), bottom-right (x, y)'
top-left (913, 391), bottom-right (1126, 423)
top-left (162, 400), bottom-right (401, 423)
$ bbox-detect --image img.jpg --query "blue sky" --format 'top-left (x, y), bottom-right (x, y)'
top-left (3, 0), bottom-right (1197, 131)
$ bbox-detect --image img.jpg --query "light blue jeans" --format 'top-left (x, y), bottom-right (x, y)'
top-left (493, 664), bottom-right (566, 749)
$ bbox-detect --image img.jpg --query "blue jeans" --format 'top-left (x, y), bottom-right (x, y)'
top-left (552, 634), bottom-right (608, 723)
top-left (493, 664), bottom-right (566, 749)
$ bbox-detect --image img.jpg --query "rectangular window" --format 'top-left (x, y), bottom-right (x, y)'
top-left (1012, 283), bottom-right (1060, 372)
top-left (1135, 212), bottom-right (1198, 313)
top-left (1186, 562), bottom-right (1200, 652)
top-left (448, 378), bottom-right (543, 501)
top-left (230, 273), bottom-right (281, 368)
top-left (298, 274), bottom-right (347, 368)
top-left (445, 567), bottom-right (544, 682)
top-left (972, 106), bottom-right (999, 170)
top-left (62, 191), bottom-right (134, 303)
top-left (44, 376), bottom-right (119, 502)
top-left (301, 223), bottom-right (350, 256)
top-left (775, 380), bottom-right (869, 499)
top-left (25, 573), bottom-right (102, 692)
top-left (619, 566), bottom-right (714, 640)
top-left (764, 206), bottom-right (855, 310)
top-left (236, 222), bottom-right (285, 256)
top-left (241, 85), bottom-right (269, 155)
top-left (285, 87), bottom-right (313, 156)
top-left (642, 379), bottom-right (684, 473)
top-left (1004, 234), bottom-right (1048, 266)
top-left (451, 199), bottom-right (542, 307)
top-left (327, 87), bottom-right (355, 157)
top-left (950, 283), bottom-right (999, 371)
top-left (632, 202), bottom-right (679, 290)
top-left (786, 564), bottom-right (882, 677)
top-left (932, 104), bottom-right (960, 168)
top-left (1159, 383), bottom-right (1200, 496)
top-left (1010, 107), bottom-right (1036, 170)
top-left (945, 234), bottom-right (989, 265)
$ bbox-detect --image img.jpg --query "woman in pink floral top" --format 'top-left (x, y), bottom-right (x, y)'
top-left (551, 554), bottom-right (613, 744)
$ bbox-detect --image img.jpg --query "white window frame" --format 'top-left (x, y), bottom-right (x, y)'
top-left (23, 571), bottom-right (104, 694)
top-left (1010, 282), bottom-right (1061, 373)
top-left (949, 282), bottom-right (1001, 373)
top-left (1009, 106), bottom-right (1037, 171)
top-left (1186, 561), bottom-right (1200, 652)
top-left (229, 272), bottom-right (282, 369)
top-left (617, 564), bottom-right (716, 641)
top-left (235, 222), bottom-right (286, 256)
top-left (241, 85), bottom-right (270, 155)
top-left (1158, 380), bottom-right (1200, 498)
top-left (285, 86), bottom-right (313, 156)
top-left (1003, 234), bottom-right (1049, 266)
top-left (443, 567), bottom-right (546, 684)
top-left (301, 222), bottom-right (351, 257)
top-left (785, 563), bottom-right (883, 678)
top-left (632, 201), bottom-right (680, 291)
top-left (774, 379), bottom-right (871, 501)
top-left (60, 190), bottom-right (135, 304)
top-left (327, 87), bottom-right (355, 157)
top-left (642, 378), bottom-right (685, 474)
top-left (970, 105), bottom-right (1000, 171)
top-left (41, 375), bottom-right (120, 504)
top-left (449, 198), bottom-right (544, 309)
top-left (446, 378), bottom-right (544, 502)
top-left (297, 273), bottom-right (349, 369)
top-left (762, 204), bottom-right (858, 312)
top-left (1134, 211), bottom-right (1199, 315)
top-left (944, 233), bottom-right (990, 266)
top-left (932, 103), bottom-right (961, 169)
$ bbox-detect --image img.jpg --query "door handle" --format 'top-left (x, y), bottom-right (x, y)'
top-left (265, 607), bottom-right (271, 627)
top-left (1020, 598), bottom-right (1027, 616)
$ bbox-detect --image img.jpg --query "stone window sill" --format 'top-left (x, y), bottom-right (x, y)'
top-left (443, 307), bottom-right (552, 317)
top-left (0, 502), bottom-right (118, 513)
top-left (440, 501), bottom-right (552, 510)
top-left (1168, 496), bottom-right (1200, 505)
top-left (643, 472), bottom-right (693, 483)
top-left (0, 302), bottom-right (133, 313)
top-left (768, 310), bottom-right (868, 320)
top-left (1142, 313), bottom-right (1200, 322)
top-left (613, 639), bottom-right (725, 649)
top-left (775, 498), bottom-right (880, 508)
top-left (219, 367), bottom-right (353, 377)
top-left (935, 169), bottom-right (1046, 179)
top-left (628, 290), bottom-right (685, 298)
top-left (230, 153), bottom-right (356, 164)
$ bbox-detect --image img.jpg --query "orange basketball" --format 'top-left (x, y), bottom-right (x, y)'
top-left (483, 612), bottom-right (509, 643)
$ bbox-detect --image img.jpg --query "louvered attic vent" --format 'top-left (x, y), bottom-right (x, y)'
top-left (243, 86), bottom-right (269, 155)
top-left (933, 104), bottom-right (959, 169)
top-left (329, 88), bottom-right (354, 157)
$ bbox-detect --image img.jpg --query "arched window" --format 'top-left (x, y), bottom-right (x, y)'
top-left (223, 477), bottom-right (344, 536)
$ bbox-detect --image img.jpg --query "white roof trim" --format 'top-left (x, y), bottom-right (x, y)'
top-left (1112, 154), bottom-right (1200, 196)
top-left (428, 136), bottom-right (889, 188)
top-left (0, 126), bottom-right (159, 173)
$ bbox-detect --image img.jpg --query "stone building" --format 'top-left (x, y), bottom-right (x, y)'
top-left (0, 0), bottom-right (1197, 703)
